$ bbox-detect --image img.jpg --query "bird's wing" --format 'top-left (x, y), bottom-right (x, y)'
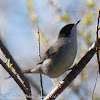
top-left (37, 42), bottom-right (59, 64)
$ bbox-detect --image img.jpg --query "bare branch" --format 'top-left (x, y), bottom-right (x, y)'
top-left (0, 40), bottom-right (31, 99)
top-left (0, 58), bottom-right (31, 100)
top-left (96, 10), bottom-right (100, 73)
top-left (92, 9), bottom-right (100, 100)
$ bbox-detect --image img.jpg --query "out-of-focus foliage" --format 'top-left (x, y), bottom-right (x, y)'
top-left (78, 28), bottom-right (83, 37)
top-left (27, 0), bottom-right (34, 13)
top-left (82, 12), bottom-right (95, 26)
top-left (86, 0), bottom-right (95, 8)
top-left (31, 14), bottom-right (38, 22)
top-left (80, 69), bottom-right (88, 80)
top-left (83, 29), bottom-right (92, 46)
top-left (26, 0), bottom-right (38, 23)
top-left (94, 96), bottom-right (100, 100)
top-left (56, 13), bottom-right (71, 22)
top-left (26, 0), bottom-right (49, 51)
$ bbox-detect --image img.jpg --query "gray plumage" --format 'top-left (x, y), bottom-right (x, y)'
top-left (24, 21), bottom-right (80, 78)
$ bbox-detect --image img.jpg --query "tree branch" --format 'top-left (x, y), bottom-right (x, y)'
top-left (0, 40), bottom-right (31, 99)
top-left (92, 9), bottom-right (100, 100)
top-left (96, 10), bottom-right (100, 73)
top-left (0, 58), bottom-right (31, 100)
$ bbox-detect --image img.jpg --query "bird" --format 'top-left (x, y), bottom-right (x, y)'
top-left (23, 21), bottom-right (80, 79)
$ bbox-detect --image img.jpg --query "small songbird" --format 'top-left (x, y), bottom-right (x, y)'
top-left (23, 21), bottom-right (80, 78)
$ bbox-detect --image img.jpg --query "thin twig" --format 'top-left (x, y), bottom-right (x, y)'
top-left (37, 27), bottom-right (44, 99)
top-left (0, 58), bottom-right (31, 100)
top-left (92, 68), bottom-right (99, 100)
top-left (43, 37), bottom-right (100, 100)
top-left (0, 40), bottom-right (31, 99)
top-left (27, 76), bottom-right (46, 96)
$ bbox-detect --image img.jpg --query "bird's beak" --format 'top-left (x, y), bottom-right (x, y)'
top-left (75, 20), bottom-right (81, 25)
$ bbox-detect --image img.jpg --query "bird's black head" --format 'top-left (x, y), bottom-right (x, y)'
top-left (58, 24), bottom-right (74, 38)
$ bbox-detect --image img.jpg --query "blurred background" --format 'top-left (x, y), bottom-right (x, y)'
top-left (0, 0), bottom-right (100, 100)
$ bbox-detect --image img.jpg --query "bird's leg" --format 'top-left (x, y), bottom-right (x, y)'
top-left (50, 78), bottom-right (61, 87)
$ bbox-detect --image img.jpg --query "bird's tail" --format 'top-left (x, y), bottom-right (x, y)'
top-left (23, 67), bottom-right (33, 73)
top-left (5, 65), bottom-right (42, 79)
top-left (23, 65), bottom-right (42, 73)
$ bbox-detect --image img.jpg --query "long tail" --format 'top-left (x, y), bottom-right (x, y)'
top-left (5, 67), bottom-right (34, 79)
top-left (23, 67), bottom-right (33, 73)
top-left (5, 65), bottom-right (41, 79)
top-left (24, 65), bottom-right (41, 73)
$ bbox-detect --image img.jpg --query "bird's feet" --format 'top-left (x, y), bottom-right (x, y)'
top-left (50, 78), bottom-right (62, 87)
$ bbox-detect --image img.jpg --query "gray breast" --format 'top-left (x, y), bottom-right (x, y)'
top-left (42, 37), bottom-right (77, 78)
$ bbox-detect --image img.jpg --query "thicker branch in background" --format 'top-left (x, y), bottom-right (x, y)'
top-left (0, 40), bottom-right (31, 99)
top-left (96, 10), bottom-right (100, 73)
top-left (0, 58), bottom-right (31, 100)
top-left (43, 37), bottom-right (99, 100)
top-left (92, 9), bottom-right (100, 100)
top-left (38, 27), bottom-right (44, 99)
